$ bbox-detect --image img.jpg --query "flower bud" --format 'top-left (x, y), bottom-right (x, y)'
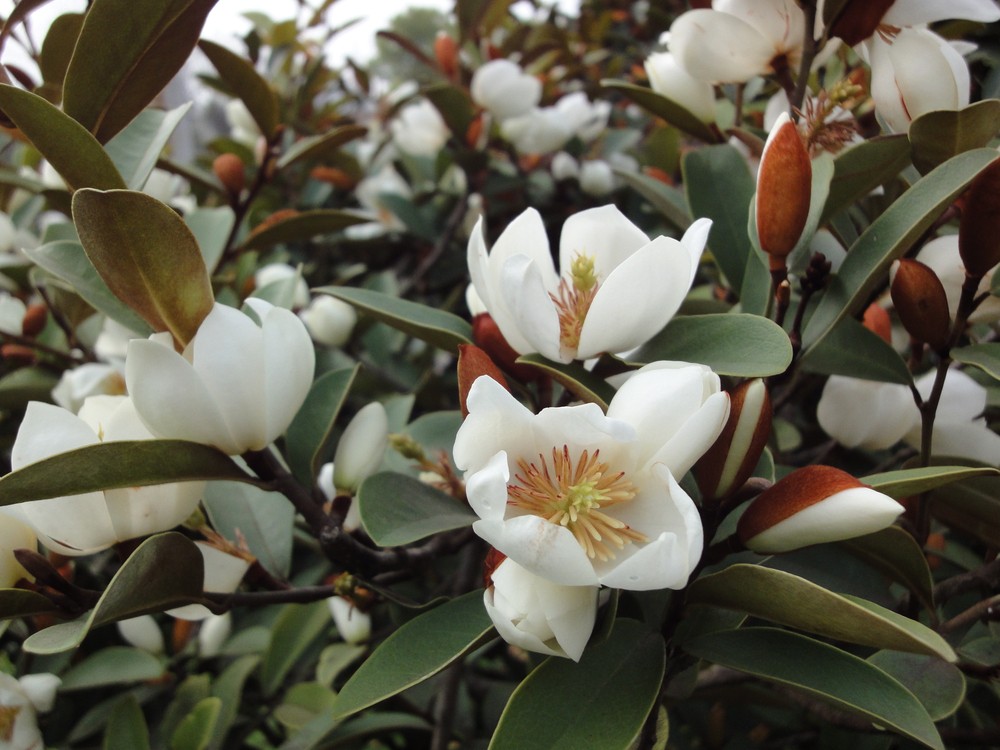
top-left (20, 304), bottom-right (46, 338)
top-left (579, 160), bottom-right (615, 196)
top-left (471, 312), bottom-right (537, 382)
top-left (891, 258), bottom-right (951, 353)
top-left (333, 402), bottom-right (389, 493)
top-left (737, 465), bottom-right (904, 554)
top-left (213, 153), bottom-right (245, 196)
top-left (959, 157), bottom-right (1000, 278)
top-left (327, 596), bottom-right (372, 645)
top-left (434, 32), bottom-right (459, 79)
top-left (695, 379), bottom-right (771, 502)
top-left (756, 112), bottom-right (811, 270)
top-left (862, 302), bottom-right (892, 345)
top-left (117, 615), bottom-right (165, 654)
top-left (458, 344), bottom-right (508, 419)
top-left (299, 295), bottom-right (357, 348)
top-left (197, 612), bottom-right (232, 658)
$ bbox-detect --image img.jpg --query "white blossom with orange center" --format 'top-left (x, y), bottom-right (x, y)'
top-left (467, 205), bottom-right (711, 363)
top-left (454, 362), bottom-right (730, 589)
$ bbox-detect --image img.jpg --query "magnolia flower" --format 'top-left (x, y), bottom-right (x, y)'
top-left (198, 612), bottom-right (232, 657)
top-left (117, 615), bottom-right (165, 654)
top-left (6, 397), bottom-right (204, 556)
top-left (454, 363), bottom-right (729, 590)
top-left (468, 205), bottom-right (710, 362)
top-left (327, 596), bottom-right (372, 645)
top-left (318, 463), bottom-right (362, 532)
top-left (125, 300), bottom-right (314, 456)
top-left (300, 295), bottom-right (357, 348)
top-left (390, 99), bottom-right (449, 157)
top-left (471, 59), bottom-right (541, 121)
top-left (0, 672), bottom-right (60, 750)
top-left (52, 362), bottom-right (126, 413)
top-left (332, 402), bottom-right (389, 494)
top-left (501, 93), bottom-right (610, 154)
top-left (578, 160), bottom-right (615, 196)
top-left (0, 292), bottom-right (25, 335)
top-left (349, 164), bottom-right (412, 238)
top-left (167, 542), bottom-right (252, 621)
top-left (485, 556), bottom-right (598, 661)
top-left (0, 514), bottom-right (35, 587)
top-left (644, 51), bottom-right (717, 123)
top-left (254, 263), bottom-right (309, 309)
top-left (916, 235), bottom-right (1000, 325)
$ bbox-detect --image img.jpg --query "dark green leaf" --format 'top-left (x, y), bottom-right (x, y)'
top-left (358, 471), bottom-right (475, 546)
top-left (802, 148), bottom-right (1000, 356)
top-left (951, 342), bottom-right (1000, 380)
top-left (73, 188), bottom-right (214, 345)
top-left (277, 126), bottom-right (368, 169)
top-left (864, 465), bottom-right (1000, 498)
top-left (867, 651), bottom-right (965, 721)
top-left (208, 655), bottom-right (260, 750)
top-left (629, 314), bottom-right (792, 377)
top-left (61, 646), bottom-right (164, 690)
top-left (0, 0), bottom-right (57, 48)
top-left (170, 697), bottom-right (222, 750)
top-left (800, 316), bottom-right (913, 384)
top-left (0, 85), bottom-right (126, 190)
top-left (0, 589), bottom-right (61, 620)
top-left (185, 206), bottom-right (234, 274)
top-left (317, 286), bottom-right (472, 354)
top-left (909, 100), bottom-right (1000, 175)
top-left (286, 366), bottom-right (360, 485)
top-left (683, 628), bottom-right (944, 750)
top-left (63, 0), bottom-right (217, 142)
top-left (612, 168), bottom-right (691, 231)
top-left (259, 602), bottom-right (332, 697)
top-left (686, 564), bottom-right (956, 660)
top-left (820, 135), bottom-right (912, 223)
top-left (242, 209), bottom-right (371, 250)
top-left (929, 472), bottom-right (1000, 547)
top-left (39, 12), bottom-right (85, 88)
top-left (203, 482), bottom-right (295, 578)
top-left (0, 367), bottom-right (59, 410)
top-left (839, 527), bottom-right (936, 613)
top-left (105, 104), bottom-right (193, 189)
top-left (601, 80), bottom-right (720, 143)
top-left (104, 696), bottom-right (151, 750)
top-left (423, 83), bottom-right (474, 141)
top-left (198, 39), bottom-right (279, 137)
top-left (516, 354), bottom-right (617, 410)
top-left (490, 619), bottom-right (665, 750)
top-left (332, 590), bottom-right (494, 720)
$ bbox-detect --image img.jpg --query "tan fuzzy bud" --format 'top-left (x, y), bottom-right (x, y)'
top-left (737, 465), bottom-right (904, 554)
top-left (756, 113), bottom-right (812, 268)
top-left (695, 379), bottom-right (772, 502)
top-left (213, 153), bottom-right (246, 195)
top-left (959, 157), bottom-right (1000, 278)
top-left (891, 258), bottom-right (951, 352)
top-left (434, 32), bottom-right (459, 79)
top-left (1, 343), bottom-right (35, 364)
top-left (21, 304), bottom-right (47, 338)
top-left (458, 343), bottom-right (509, 419)
top-left (862, 302), bottom-right (892, 345)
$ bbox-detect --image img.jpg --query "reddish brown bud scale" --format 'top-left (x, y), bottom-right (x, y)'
top-left (434, 32), bottom-right (459, 79)
top-left (827, 0), bottom-right (896, 46)
top-left (472, 313), bottom-right (538, 382)
top-left (310, 166), bottom-right (356, 189)
top-left (466, 114), bottom-right (484, 148)
top-left (213, 153), bottom-right (246, 196)
top-left (483, 547), bottom-right (507, 588)
top-left (458, 343), bottom-right (509, 418)
top-left (21, 303), bottom-right (47, 337)
top-left (756, 115), bottom-right (812, 264)
top-left (891, 258), bottom-right (951, 353)
top-left (172, 618), bottom-right (195, 655)
top-left (959, 157), bottom-right (1000, 278)
top-left (862, 303), bottom-right (892, 345)
top-left (1, 343), bottom-right (35, 364)
top-left (737, 465), bottom-right (862, 544)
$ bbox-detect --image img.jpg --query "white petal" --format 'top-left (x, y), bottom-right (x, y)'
top-left (473, 515), bottom-right (600, 586)
top-left (650, 391), bottom-right (731, 478)
top-left (715, 0), bottom-right (805, 53)
top-left (558, 205), bottom-right (649, 278)
top-left (485, 587), bottom-right (565, 659)
top-left (464, 450), bottom-right (511, 522)
top-left (883, 0), bottom-right (1000, 26)
top-left (11, 401), bottom-right (98, 469)
top-left (454, 376), bottom-right (535, 472)
top-left (817, 376), bottom-right (917, 450)
top-left (669, 10), bottom-right (778, 83)
top-left (501, 254), bottom-right (564, 361)
top-left (261, 305), bottom-right (315, 445)
top-left (489, 208), bottom-right (558, 289)
top-left (680, 217), bottom-right (712, 287)
top-left (917, 368), bottom-right (986, 423)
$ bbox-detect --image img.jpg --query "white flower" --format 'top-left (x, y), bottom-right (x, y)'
top-left (454, 363), bottom-right (729, 590)
top-left (390, 99), bottom-right (449, 157)
top-left (501, 107), bottom-right (573, 154)
top-left (554, 92), bottom-right (611, 143)
top-left (117, 615), bottom-right (165, 654)
top-left (0, 292), bottom-right (25, 335)
top-left (317, 463), bottom-right (362, 532)
top-left (333, 402), bottom-right (389, 494)
top-left (471, 59), bottom-right (541, 121)
top-left (52, 362), bottom-right (126, 414)
top-left (254, 263), bottom-right (310, 309)
top-left (485, 556), bottom-right (598, 661)
top-left (578, 160), bottom-right (615, 196)
top-left (327, 596), bottom-right (371, 644)
top-left (0, 672), bottom-right (60, 750)
top-left (644, 51), bottom-right (717, 123)
top-left (125, 300), bottom-right (315, 456)
top-left (349, 164), bottom-right (412, 238)
top-left (905, 369), bottom-right (1000, 466)
top-left (300, 295), bottom-right (357, 348)
top-left (467, 205), bottom-right (710, 362)
top-left (94, 318), bottom-right (145, 361)
top-left (816, 376), bottom-right (915, 450)
top-left (915, 235), bottom-right (1000, 325)
top-left (6, 396), bottom-right (204, 556)
top-left (198, 612), bottom-right (232, 657)
top-left (551, 152), bottom-right (580, 181)
top-left (168, 542), bottom-right (251, 621)
top-left (0, 513), bottom-right (35, 588)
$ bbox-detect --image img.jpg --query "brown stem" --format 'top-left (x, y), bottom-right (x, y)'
top-left (790, 2), bottom-right (821, 113)
top-left (939, 593), bottom-right (1000, 634)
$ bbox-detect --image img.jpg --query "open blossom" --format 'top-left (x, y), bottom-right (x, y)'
top-left (471, 59), bottom-right (541, 121)
top-left (5, 396), bottom-right (204, 556)
top-left (125, 300), bottom-right (314, 456)
top-left (644, 51), bottom-right (716, 123)
top-left (0, 673), bottom-right (60, 750)
top-left (0, 514), bottom-right (35, 587)
top-left (500, 92), bottom-right (610, 154)
top-left (454, 363), bottom-right (729, 590)
top-left (468, 205), bottom-right (710, 363)
top-left (390, 99), bottom-right (449, 157)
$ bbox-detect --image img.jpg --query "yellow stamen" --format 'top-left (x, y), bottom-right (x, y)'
top-left (507, 446), bottom-right (646, 561)
top-left (0, 705), bottom-right (22, 742)
top-left (551, 253), bottom-right (599, 352)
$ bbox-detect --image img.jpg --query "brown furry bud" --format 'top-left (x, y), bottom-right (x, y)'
top-left (213, 153), bottom-right (246, 196)
top-left (959, 157), bottom-right (1000, 278)
top-left (891, 258), bottom-right (951, 353)
top-left (21, 304), bottom-right (47, 337)
top-left (756, 113), bottom-right (811, 269)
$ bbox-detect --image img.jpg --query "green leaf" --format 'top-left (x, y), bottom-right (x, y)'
top-left (686, 564), bottom-right (956, 660)
top-left (839, 527), bottom-right (936, 613)
top-left (105, 104), bottom-right (193, 189)
top-left (23, 240), bottom-right (152, 334)
top-left (423, 83), bottom-right (474, 140)
top-left (682, 144), bottom-right (755, 295)
top-left (332, 590), bottom-right (494, 720)
top-left (515, 354), bottom-right (617, 410)
top-left (198, 39), bottom-right (279, 137)
top-left (39, 12), bottom-right (85, 88)
top-left (629, 314), bottom-right (792, 377)
top-left (73, 188), bottom-right (214, 345)
top-left (61, 646), bottom-right (164, 690)
top-left (612, 168), bottom-right (691, 231)
top-left (208, 655), bottom-right (260, 750)
top-left (241, 209), bottom-right (371, 251)
top-left (358, 471), bottom-right (475, 547)
top-left (259, 601), bottom-right (332, 697)
top-left (286, 366), bottom-right (359, 485)
top-left (863, 465), bottom-right (1000, 498)
top-left (275, 683), bottom-right (338, 730)
top-left (203, 481), bottom-right (295, 578)
top-left (317, 286), bottom-right (472, 354)
top-left (63, 0), bottom-right (217, 142)
top-left (0, 84), bottom-right (126, 190)
top-left (909, 100), bottom-right (1000, 175)
top-left (0, 440), bottom-right (252, 506)
top-left (279, 712), bottom-right (429, 750)
top-left (929, 472), bottom-right (1000, 547)
top-left (867, 651), bottom-right (966, 721)
top-left (185, 206), bottom-right (235, 274)
top-left (682, 628), bottom-right (944, 750)
top-left (799, 316), bottom-right (913, 384)
top-left (0, 589), bottom-right (61, 620)
top-left (104, 696), bottom-right (151, 750)
top-left (802, 148), bottom-right (1000, 356)
top-left (820, 135), bottom-right (912, 223)
top-left (601, 80), bottom-right (720, 143)
top-left (490, 619), bottom-right (665, 750)
top-left (170, 697), bottom-right (222, 750)
top-left (951, 342), bottom-right (1000, 380)
top-left (277, 125), bottom-right (368, 169)
top-left (316, 643), bottom-right (366, 689)
top-left (23, 532), bottom-right (205, 654)
top-left (0, 0), bottom-right (58, 49)
top-left (0, 367), bottom-right (59, 410)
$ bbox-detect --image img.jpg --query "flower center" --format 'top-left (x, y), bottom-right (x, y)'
top-left (507, 446), bottom-right (646, 561)
top-left (0, 705), bottom-right (21, 742)
top-left (551, 253), bottom-right (599, 353)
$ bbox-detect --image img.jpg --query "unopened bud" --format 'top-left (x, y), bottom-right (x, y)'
top-left (891, 258), bottom-right (951, 353)
top-left (466, 114), bottom-right (484, 148)
top-left (117, 615), bottom-right (165, 654)
top-left (695, 379), bottom-right (772, 502)
top-left (756, 112), bottom-right (812, 269)
top-left (197, 612), bottom-right (232, 658)
top-left (310, 166), bottom-right (356, 189)
top-left (471, 312), bottom-right (537, 382)
top-left (434, 32), bottom-right (459, 79)
top-left (458, 344), bottom-right (509, 418)
top-left (1, 343), bottom-right (35, 364)
top-left (333, 402), bottom-right (389, 493)
top-left (21, 304), bottom-right (47, 337)
top-left (959, 157), bottom-right (1000, 278)
top-left (327, 595), bottom-right (371, 645)
top-left (213, 153), bottom-right (246, 196)
top-left (737, 465), bottom-right (904, 554)
top-left (862, 302), bottom-right (892, 344)
top-left (389, 433), bottom-right (426, 462)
